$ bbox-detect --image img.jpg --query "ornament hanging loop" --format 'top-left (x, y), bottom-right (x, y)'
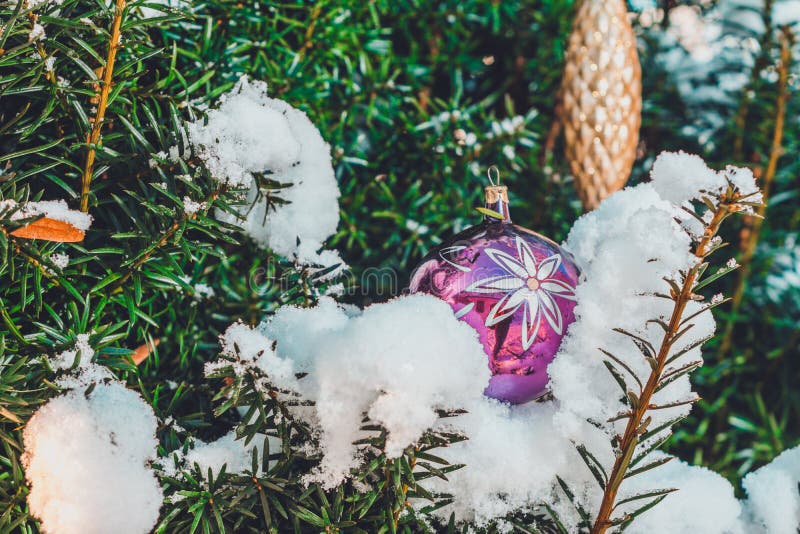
top-left (487, 165), bottom-right (501, 186)
top-left (483, 166), bottom-right (510, 223)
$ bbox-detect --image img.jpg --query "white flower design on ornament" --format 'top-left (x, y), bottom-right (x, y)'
top-left (466, 237), bottom-right (576, 349)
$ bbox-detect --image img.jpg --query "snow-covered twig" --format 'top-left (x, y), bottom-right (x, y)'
top-left (590, 183), bottom-right (764, 534)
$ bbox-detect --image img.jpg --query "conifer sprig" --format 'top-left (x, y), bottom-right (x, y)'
top-left (587, 184), bottom-right (764, 534)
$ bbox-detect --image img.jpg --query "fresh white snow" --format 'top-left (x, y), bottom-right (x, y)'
top-left (22, 383), bottom-right (162, 534)
top-left (187, 76), bottom-right (343, 268)
top-left (1, 199), bottom-right (93, 231)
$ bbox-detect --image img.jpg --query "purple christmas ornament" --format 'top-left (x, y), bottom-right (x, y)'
top-left (409, 179), bottom-right (580, 404)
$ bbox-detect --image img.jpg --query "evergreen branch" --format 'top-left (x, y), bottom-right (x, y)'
top-left (26, 10), bottom-right (55, 85)
top-left (12, 241), bottom-right (58, 285)
top-left (590, 197), bottom-right (736, 534)
top-left (540, 85), bottom-right (563, 168)
top-left (107, 186), bottom-right (224, 292)
top-left (392, 450), bottom-right (417, 528)
top-left (79, 0), bottom-right (127, 213)
top-left (718, 26), bottom-right (793, 359)
top-left (0, 224), bottom-right (59, 286)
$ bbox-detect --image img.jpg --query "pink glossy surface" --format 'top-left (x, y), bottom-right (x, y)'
top-left (409, 220), bottom-right (580, 403)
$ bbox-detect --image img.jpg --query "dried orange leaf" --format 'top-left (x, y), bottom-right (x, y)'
top-left (132, 339), bottom-right (160, 366)
top-left (10, 217), bottom-right (85, 242)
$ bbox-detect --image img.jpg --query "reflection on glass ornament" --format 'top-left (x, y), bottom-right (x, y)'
top-left (409, 175), bottom-right (580, 403)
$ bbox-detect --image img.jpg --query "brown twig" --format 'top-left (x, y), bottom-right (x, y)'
top-left (590, 200), bottom-right (734, 534)
top-left (539, 87), bottom-right (563, 169)
top-left (732, 0), bottom-right (774, 161)
top-left (294, 2), bottom-right (322, 61)
top-left (79, 0), bottom-right (126, 212)
top-left (718, 27), bottom-right (792, 359)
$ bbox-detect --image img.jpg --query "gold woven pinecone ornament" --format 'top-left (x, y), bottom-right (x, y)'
top-left (561, 0), bottom-right (642, 210)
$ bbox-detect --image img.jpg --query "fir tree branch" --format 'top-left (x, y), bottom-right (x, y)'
top-left (108, 186), bottom-right (224, 291)
top-left (590, 196), bottom-right (736, 534)
top-left (390, 448), bottom-right (417, 529)
top-left (718, 27), bottom-right (793, 359)
top-left (0, 225), bottom-right (59, 286)
top-left (540, 86), bottom-right (562, 169)
top-left (79, 0), bottom-right (127, 213)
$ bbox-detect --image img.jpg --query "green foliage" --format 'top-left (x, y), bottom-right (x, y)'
top-left (0, 0), bottom-right (797, 532)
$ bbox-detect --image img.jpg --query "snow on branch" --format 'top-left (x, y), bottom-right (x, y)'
top-left (549, 151), bottom-right (764, 532)
top-left (198, 151), bottom-right (784, 532)
top-left (263, 295), bottom-right (491, 488)
top-left (22, 339), bottom-right (161, 534)
top-left (30, 148), bottom-right (792, 533)
top-left (186, 76), bottom-right (343, 269)
top-left (22, 383), bottom-right (161, 534)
